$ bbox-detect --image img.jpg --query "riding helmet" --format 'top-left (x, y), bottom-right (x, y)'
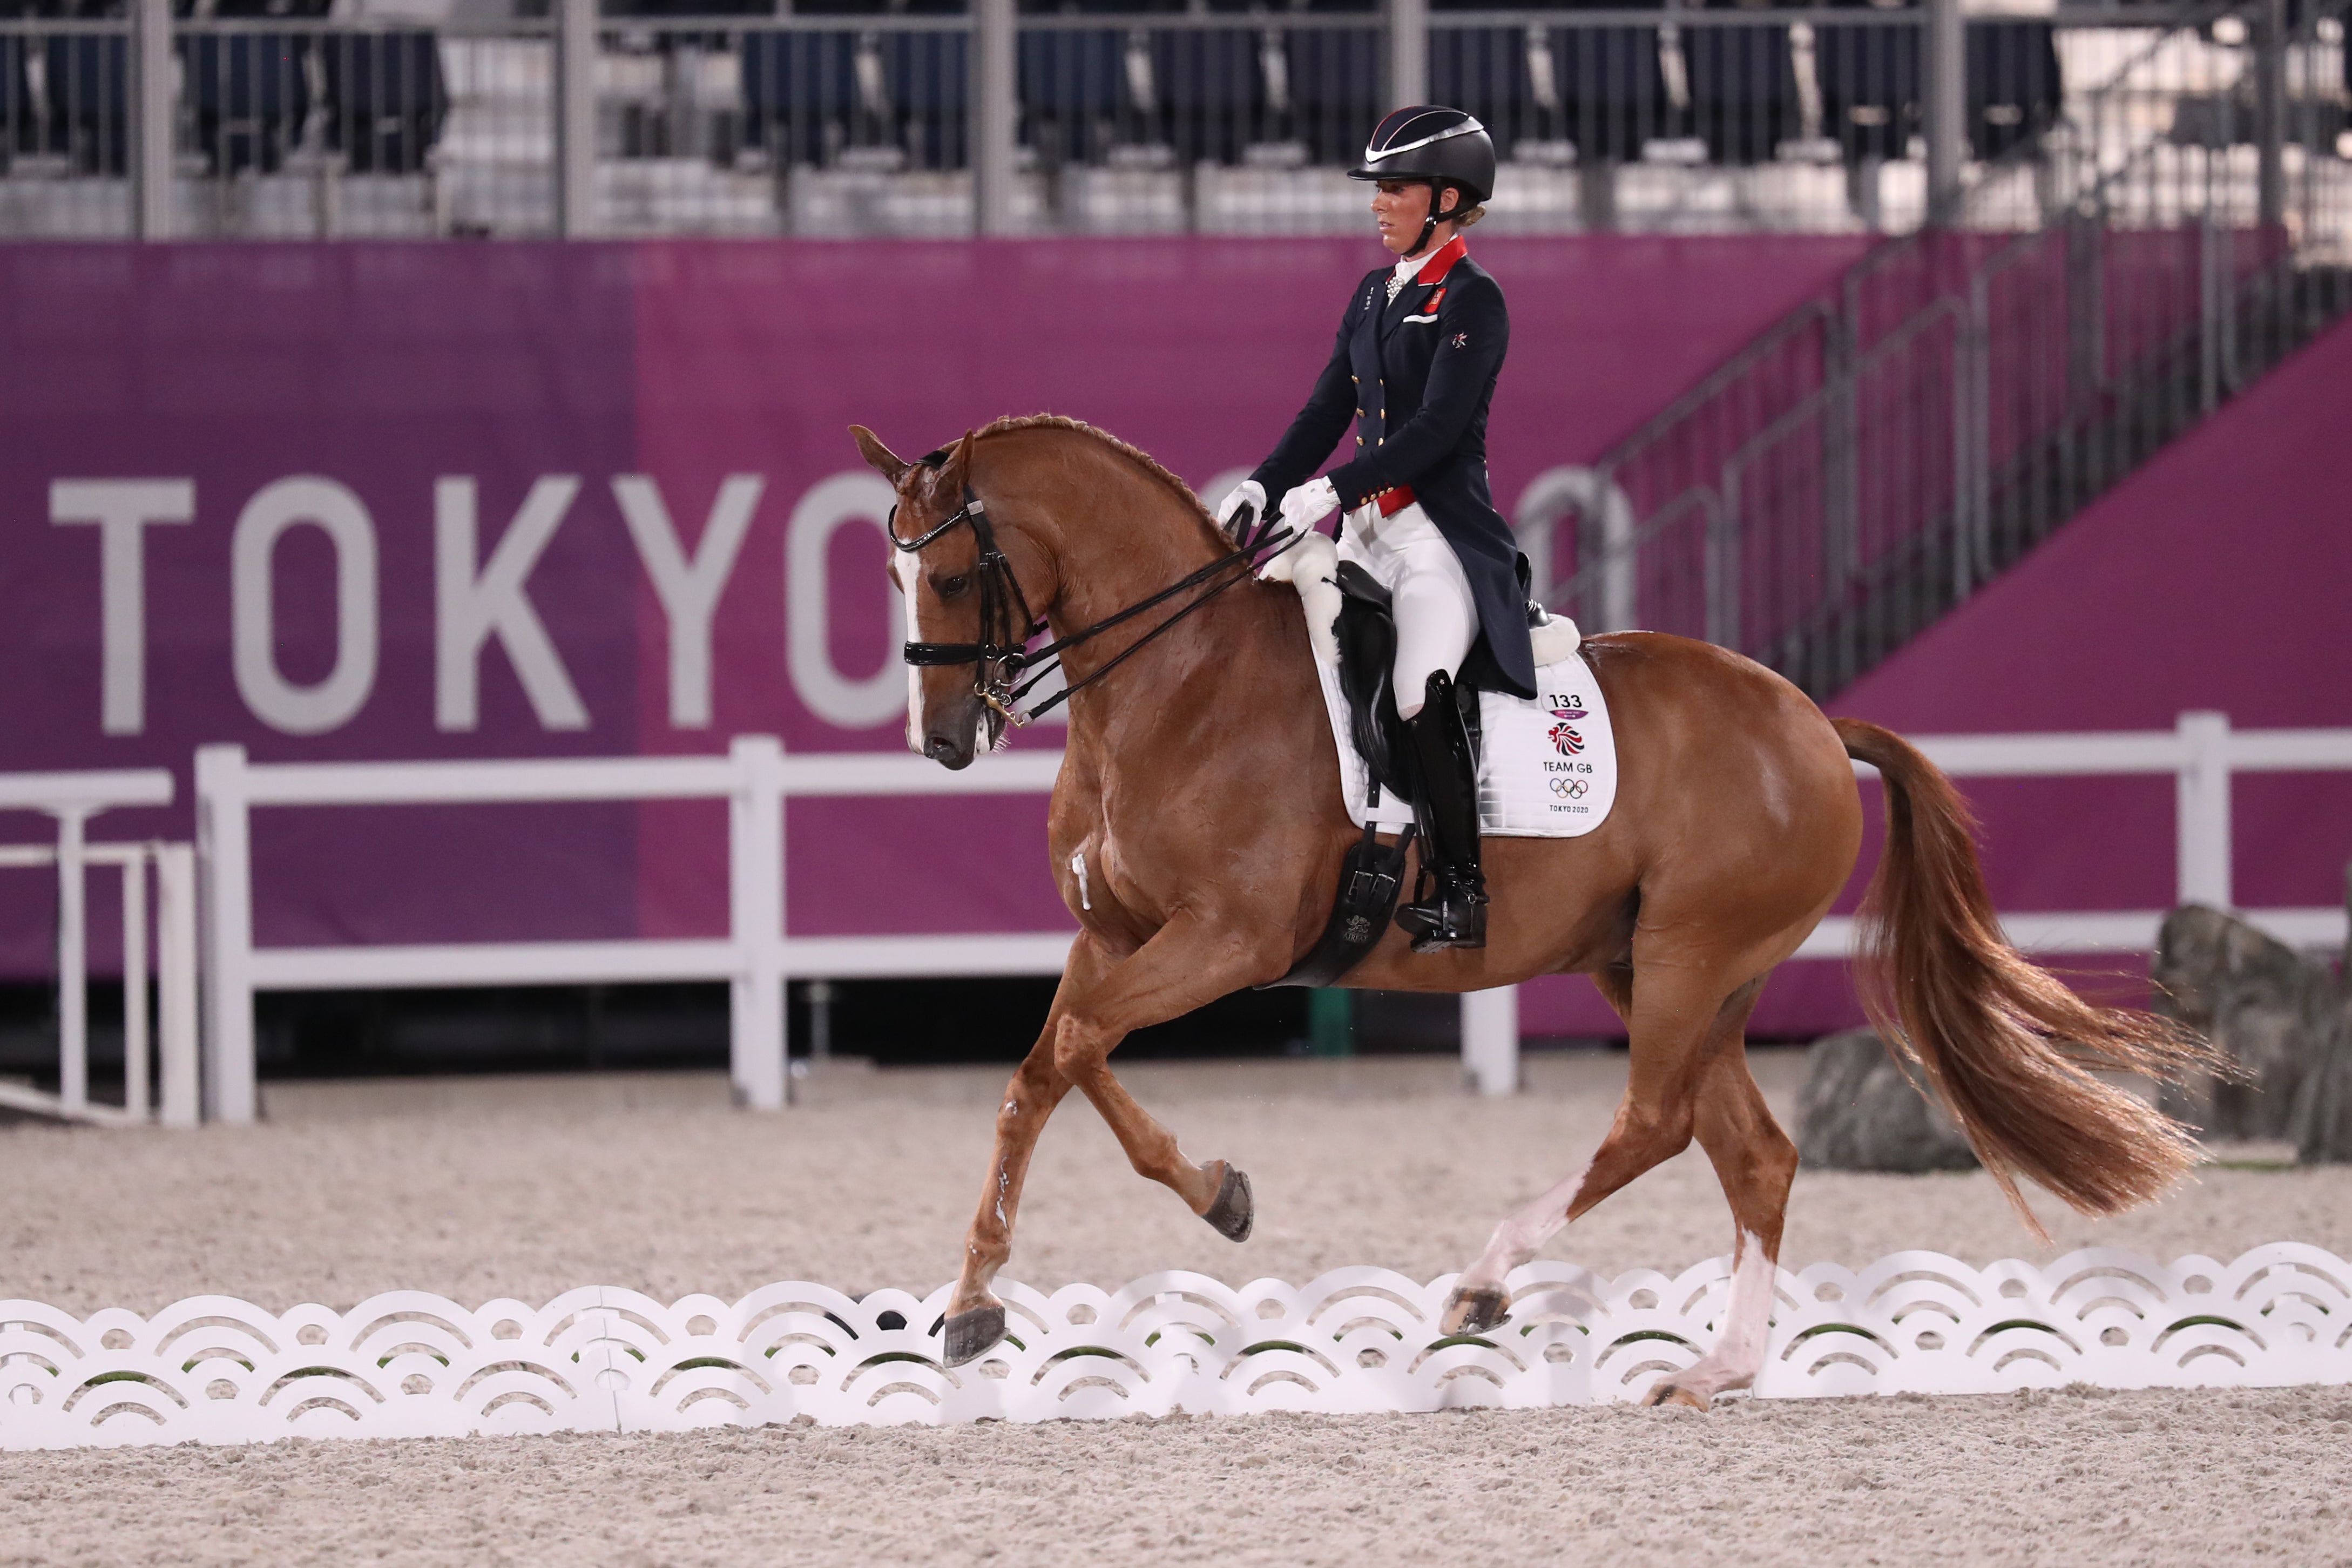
top-left (1348, 105), bottom-right (1496, 206)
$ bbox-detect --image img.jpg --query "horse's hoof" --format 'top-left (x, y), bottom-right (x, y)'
top-left (1645, 1380), bottom-right (1710, 1411)
top-left (942, 1303), bottom-right (1008, 1369)
top-left (1440, 1286), bottom-right (1510, 1336)
top-left (1201, 1164), bottom-right (1254, 1242)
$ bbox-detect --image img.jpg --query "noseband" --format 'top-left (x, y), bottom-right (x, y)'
top-left (893, 484), bottom-right (1042, 726)
top-left (890, 457), bottom-right (1294, 727)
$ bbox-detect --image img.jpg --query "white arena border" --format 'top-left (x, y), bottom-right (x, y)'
top-left (5, 1245), bottom-right (2346, 1451)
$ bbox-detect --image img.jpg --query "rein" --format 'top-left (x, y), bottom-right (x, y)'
top-left (892, 474), bottom-right (1294, 726)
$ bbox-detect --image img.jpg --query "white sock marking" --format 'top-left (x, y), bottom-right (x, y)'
top-left (899, 559), bottom-right (925, 754)
top-left (1667, 1228), bottom-right (1777, 1402)
top-left (1457, 1156), bottom-right (1592, 1299)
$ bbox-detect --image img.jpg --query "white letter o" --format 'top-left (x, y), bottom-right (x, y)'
top-left (231, 477), bottom-right (379, 735)
top-left (786, 472), bottom-right (906, 729)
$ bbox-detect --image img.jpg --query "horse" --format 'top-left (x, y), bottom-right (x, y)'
top-left (854, 414), bottom-right (2213, 1410)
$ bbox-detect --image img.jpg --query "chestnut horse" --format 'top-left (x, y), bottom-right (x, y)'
top-left (855, 415), bottom-right (2209, 1410)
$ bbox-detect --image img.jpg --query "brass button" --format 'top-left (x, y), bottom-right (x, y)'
top-left (1355, 437), bottom-right (1364, 447)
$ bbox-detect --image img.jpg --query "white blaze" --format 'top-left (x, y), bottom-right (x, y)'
top-left (900, 555), bottom-right (924, 752)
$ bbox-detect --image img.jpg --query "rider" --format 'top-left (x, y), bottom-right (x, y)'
top-left (1217, 105), bottom-right (1538, 952)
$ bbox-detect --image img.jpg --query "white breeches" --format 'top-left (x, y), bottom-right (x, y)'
top-left (1336, 500), bottom-right (1477, 719)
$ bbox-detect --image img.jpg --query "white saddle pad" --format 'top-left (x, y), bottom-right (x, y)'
top-left (1263, 527), bottom-right (1619, 839)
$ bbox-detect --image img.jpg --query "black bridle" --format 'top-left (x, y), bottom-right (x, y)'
top-left (891, 465), bottom-right (1294, 728)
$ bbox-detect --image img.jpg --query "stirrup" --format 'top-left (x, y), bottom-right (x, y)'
top-left (1395, 880), bottom-right (1487, 952)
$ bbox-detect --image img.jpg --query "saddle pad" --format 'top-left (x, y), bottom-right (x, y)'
top-left (1306, 647), bottom-right (1620, 839)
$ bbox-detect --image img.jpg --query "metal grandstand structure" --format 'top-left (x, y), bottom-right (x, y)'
top-left (0, 0), bottom-right (2343, 242)
top-left (1543, 0), bottom-right (2351, 697)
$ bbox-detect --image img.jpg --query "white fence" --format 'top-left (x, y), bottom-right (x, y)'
top-left (193, 737), bottom-right (1069, 1123)
top-left (40, 708), bottom-right (2343, 1122)
top-left (4, 1243), bottom-right (2345, 1449)
top-left (0, 769), bottom-right (198, 1128)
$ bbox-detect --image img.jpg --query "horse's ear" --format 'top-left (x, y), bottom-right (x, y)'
top-left (932, 429), bottom-right (979, 494)
top-left (850, 425), bottom-right (911, 485)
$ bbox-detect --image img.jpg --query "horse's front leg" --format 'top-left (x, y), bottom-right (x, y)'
top-left (943, 952), bottom-right (1095, 1366)
top-left (1049, 916), bottom-right (1284, 1226)
top-left (942, 920), bottom-right (1286, 1366)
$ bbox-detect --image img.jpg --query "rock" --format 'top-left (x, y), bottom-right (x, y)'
top-left (1796, 1029), bottom-right (1979, 1173)
top-left (2291, 994), bottom-right (2352, 1163)
top-left (2151, 905), bottom-right (2337, 1141)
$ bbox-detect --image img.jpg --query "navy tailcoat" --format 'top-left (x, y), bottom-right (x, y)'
top-left (1248, 237), bottom-right (1538, 700)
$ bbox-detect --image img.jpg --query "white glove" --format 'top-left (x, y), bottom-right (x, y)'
top-left (1214, 479), bottom-right (1266, 544)
top-left (1279, 476), bottom-right (1341, 538)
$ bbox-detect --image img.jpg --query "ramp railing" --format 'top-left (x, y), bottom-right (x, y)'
top-left (0, 767), bottom-right (197, 1127)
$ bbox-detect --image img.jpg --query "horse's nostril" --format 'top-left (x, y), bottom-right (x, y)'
top-left (924, 735), bottom-right (957, 762)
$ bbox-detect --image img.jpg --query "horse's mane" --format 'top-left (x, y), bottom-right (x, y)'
top-left (978, 413), bottom-right (1227, 549)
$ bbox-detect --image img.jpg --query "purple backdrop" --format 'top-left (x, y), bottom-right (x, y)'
top-left (0, 234), bottom-right (1870, 988)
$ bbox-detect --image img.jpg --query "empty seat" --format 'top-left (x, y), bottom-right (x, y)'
top-left (41, 29), bottom-right (131, 174)
top-left (1280, 11), bottom-right (1382, 165)
top-left (319, 31), bottom-right (447, 175)
top-left (1151, 23), bottom-right (1264, 165)
top-left (1968, 18), bottom-right (2059, 160)
top-left (741, 31), bottom-right (864, 165)
top-left (1680, 6), bottom-right (1799, 165)
top-left (1556, 21), bottom-right (1674, 163)
top-left (1814, 11), bottom-right (1920, 161)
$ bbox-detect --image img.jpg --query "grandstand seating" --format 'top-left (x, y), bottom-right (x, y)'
top-left (317, 30), bottom-right (447, 175)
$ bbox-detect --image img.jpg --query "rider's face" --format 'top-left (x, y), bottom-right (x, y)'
top-left (1371, 180), bottom-right (1452, 256)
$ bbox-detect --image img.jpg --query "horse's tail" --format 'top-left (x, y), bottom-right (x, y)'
top-left (1834, 718), bottom-right (2218, 1236)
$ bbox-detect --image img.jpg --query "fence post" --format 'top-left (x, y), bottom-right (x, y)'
top-left (1923, 0), bottom-right (1964, 225)
top-left (1461, 985), bottom-right (1518, 1096)
top-left (121, 846), bottom-right (149, 1120)
top-left (729, 735), bottom-right (788, 1110)
top-left (154, 842), bottom-right (199, 1129)
top-left (2175, 711), bottom-right (2232, 910)
top-left (555, 0), bottom-right (597, 238)
top-left (196, 745), bottom-right (258, 1124)
top-left (1387, 0), bottom-right (1428, 110)
top-left (132, 0), bottom-right (172, 240)
top-left (2252, 0), bottom-right (2286, 231)
top-left (55, 808), bottom-right (90, 1114)
top-left (974, 0), bottom-right (1018, 236)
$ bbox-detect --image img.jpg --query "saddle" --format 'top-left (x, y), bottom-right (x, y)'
top-left (1262, 563), bottom-right (1482, 990)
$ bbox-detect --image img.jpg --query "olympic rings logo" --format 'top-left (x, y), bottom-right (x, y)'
top-left (1549, 777), bottom-right (1589, 799)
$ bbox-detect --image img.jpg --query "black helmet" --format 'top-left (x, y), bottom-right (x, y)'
top-left (1347, 105), bottom-right (1496, 207)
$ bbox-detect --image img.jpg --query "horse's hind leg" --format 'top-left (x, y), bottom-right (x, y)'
top-left (1644, 1028), bottom-right (1798, 1411)
top-left (1439, 968), bottom-right (1738, 1335)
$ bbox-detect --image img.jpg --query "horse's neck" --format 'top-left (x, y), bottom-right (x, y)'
top-left (1024, 448), bottom-right (1288, 728)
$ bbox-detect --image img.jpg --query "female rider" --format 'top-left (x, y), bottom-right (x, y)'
top-left (1216, 105), bottom-right (1538, 952)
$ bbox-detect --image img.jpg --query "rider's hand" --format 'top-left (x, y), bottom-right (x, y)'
top-left (1215, 479), bottom-right (1267, 545)
top-left (1280, 476), bottom-right (1341, 537)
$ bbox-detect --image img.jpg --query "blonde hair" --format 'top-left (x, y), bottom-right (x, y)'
top-left (1454, 204), bottom-right (1486, 228)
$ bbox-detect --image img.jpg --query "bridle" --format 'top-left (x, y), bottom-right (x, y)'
top-left (890, 454), bottom-right (1294, 729)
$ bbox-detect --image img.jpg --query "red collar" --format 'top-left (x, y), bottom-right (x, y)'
top-left (1413, 235), bottom-right (1468, 288)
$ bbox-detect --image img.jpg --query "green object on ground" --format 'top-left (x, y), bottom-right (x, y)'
top-left (1308, 990), bottom-right (1354, 1058)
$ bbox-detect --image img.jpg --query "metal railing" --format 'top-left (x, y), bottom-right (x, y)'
top-left (6, 1), bottom-right (2342, 240)
top-left (0, 766), bottom-right (198, 1127)
top-left (1542, 0), bottom-right (2351, 697)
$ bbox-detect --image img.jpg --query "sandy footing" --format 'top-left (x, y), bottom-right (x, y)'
top-left (4, 1050), bottom-right (2346, 1565)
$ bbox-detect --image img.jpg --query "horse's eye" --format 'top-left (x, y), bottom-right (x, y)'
top-left (937, 575), bottom-right (970, 599)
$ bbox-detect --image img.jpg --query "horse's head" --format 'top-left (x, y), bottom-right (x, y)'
top-left (854, 424), bottom-right (1007, 769)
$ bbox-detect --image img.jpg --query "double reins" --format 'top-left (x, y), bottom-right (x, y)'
top-left (892, 463), bottom-right (1295, 726)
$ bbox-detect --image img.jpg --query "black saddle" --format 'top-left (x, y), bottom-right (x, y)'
top-left (1332, 561), bottom-right (1481, 806)
top-left (1260, 564), bottom-right (1483, 990)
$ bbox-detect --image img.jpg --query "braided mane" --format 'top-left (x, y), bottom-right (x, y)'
top-left (979, 413), bottom-right (1226, 545)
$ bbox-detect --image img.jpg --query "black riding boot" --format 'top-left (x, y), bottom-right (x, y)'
top-left (1393, 670), bottom-right (1488, 952)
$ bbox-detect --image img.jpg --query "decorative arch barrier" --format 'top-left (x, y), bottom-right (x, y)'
top-left (5, 1245), bottom-right (2347, 1451)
